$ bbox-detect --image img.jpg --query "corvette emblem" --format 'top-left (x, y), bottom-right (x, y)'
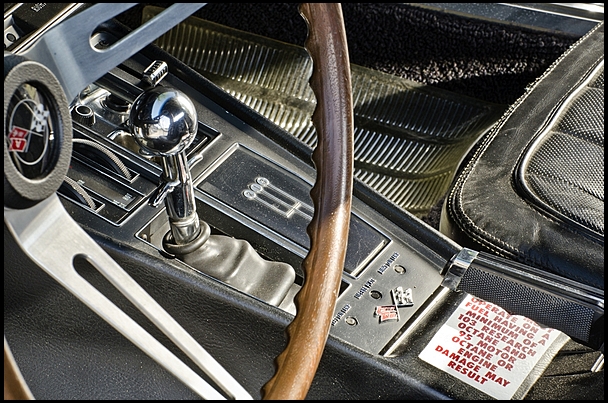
top-left (4, 57), bottom-right (73, 208)
top-left (6, 83), bottom-right (58, 180)
top-left (8, 126), bottom-right (29, 152)
top-left (8, 99), bottom-right (50, 154)
top-left (374, 305), bottom-right (399, 323)
top-left (392, 286), bottom-right (414, 307)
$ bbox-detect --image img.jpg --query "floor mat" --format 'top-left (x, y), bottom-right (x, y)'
top-left (144, 7), bottom-right (506, 217)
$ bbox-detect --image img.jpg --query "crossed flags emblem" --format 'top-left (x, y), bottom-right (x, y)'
top-left (8, 102), bottom-right (49, 152)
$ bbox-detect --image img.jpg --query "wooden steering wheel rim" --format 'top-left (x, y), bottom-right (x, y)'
top-left (3, 3), bottom-right (353, 400)
top-left (262, 3), bottom-right (354, 400)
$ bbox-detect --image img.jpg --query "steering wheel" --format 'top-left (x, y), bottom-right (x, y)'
top-left (262, 3), bottom-right (354, 399)
top-left (4, 3), bottom-right (353, 400)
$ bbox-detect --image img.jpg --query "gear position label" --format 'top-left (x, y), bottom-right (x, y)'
top-left (419, 294), bottom-right (568, 399)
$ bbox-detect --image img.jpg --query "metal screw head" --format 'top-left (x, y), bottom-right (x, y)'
top-left (129, 87), bottom-right (198, 156)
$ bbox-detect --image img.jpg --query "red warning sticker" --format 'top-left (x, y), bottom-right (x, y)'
top-left (419, 294), bottom-right (564, 399)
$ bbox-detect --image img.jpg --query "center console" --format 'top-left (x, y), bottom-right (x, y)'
top-left (55, 30), bottom-right (458, 356)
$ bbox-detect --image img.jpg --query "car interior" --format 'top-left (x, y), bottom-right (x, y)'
top-left (4, 3), bottom-right (604, 400)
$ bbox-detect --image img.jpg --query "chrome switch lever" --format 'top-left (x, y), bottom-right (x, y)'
top-left (129, 86), bottom-right (201, 245)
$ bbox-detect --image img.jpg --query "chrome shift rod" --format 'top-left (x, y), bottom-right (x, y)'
top-left (129, 86), bottom-right (201, 245)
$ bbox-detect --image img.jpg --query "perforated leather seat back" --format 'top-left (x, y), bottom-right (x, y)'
top-left (517, 69), bottom-right (604, 242)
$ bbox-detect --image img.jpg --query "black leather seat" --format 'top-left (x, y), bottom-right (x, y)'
top-left (440, 22), bottom-right (604, 291)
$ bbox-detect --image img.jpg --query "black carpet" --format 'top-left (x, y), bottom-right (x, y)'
top-left (119, 4), bottom-right (576, 105)
top-left (191, 3), bottom-right (576, 105)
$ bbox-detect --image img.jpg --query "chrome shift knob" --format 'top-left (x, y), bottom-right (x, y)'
top-left (129, 86), bottom-right (201, 246)
top-left (129, 87), bottom-right (198, 156)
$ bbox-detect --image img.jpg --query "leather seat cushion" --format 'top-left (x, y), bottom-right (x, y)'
top-left (441, 22), bottom-right (604, 290)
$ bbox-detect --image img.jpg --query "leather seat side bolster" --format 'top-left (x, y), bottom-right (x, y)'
top-left (441, 22), bottom-right (604, 290)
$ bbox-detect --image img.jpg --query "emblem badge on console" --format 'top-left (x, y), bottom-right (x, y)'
top-left (374, 305), bottom-right (400, 323)
top-left (392, 286), bottom-right (414, 307)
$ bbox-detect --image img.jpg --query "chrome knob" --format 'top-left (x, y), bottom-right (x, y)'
top-left (129, 86), bottom-right (201, 246)
top-left (129, 86), bottom-right (198, 156)
top-left (71, 104), bottom-right (96, 126)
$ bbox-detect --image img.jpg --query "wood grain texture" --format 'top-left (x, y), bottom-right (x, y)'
top-left (4, 339), bottom-right (33, 400)
top-left (263, 3), bottom-right (354, 400)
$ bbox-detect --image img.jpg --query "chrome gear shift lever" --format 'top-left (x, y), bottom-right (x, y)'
top-left (129, 86), bottom-right (201, 245)
top-left (128, 82), bottom-right (296, 307)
